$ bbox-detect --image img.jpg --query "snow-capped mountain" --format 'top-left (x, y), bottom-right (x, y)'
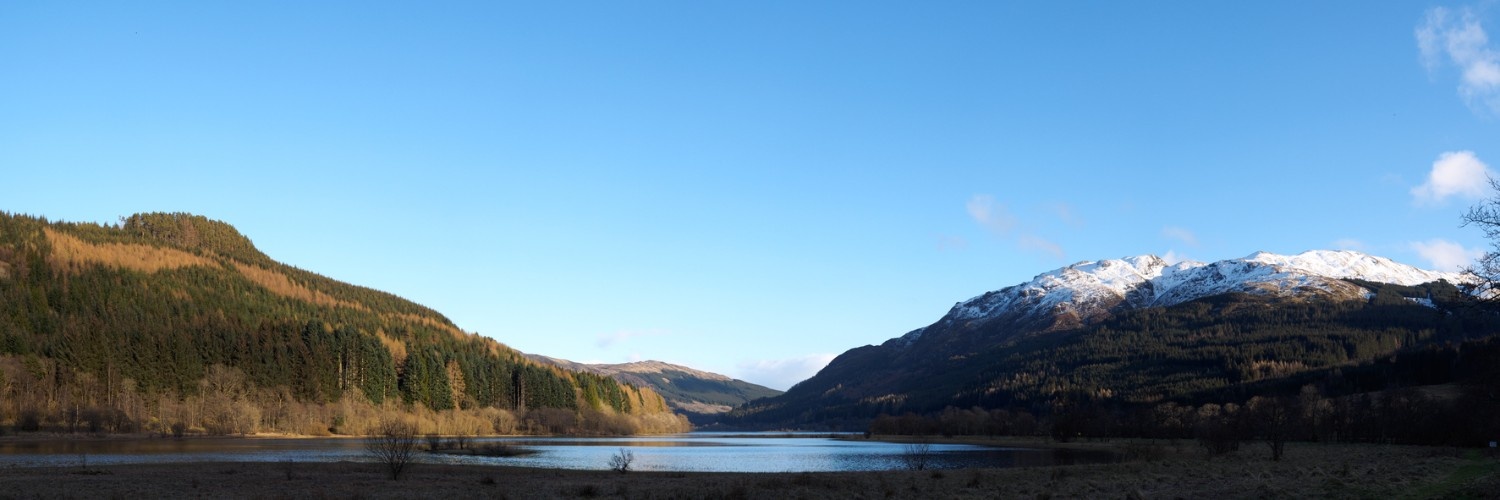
top-left (931, 250), bottom-right (1466, 336)
top-left (726, 249), bottom-right (1485, 429)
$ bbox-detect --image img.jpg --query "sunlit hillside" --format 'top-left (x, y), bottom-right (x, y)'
top-left (0, 212), bottom-right (689, 436)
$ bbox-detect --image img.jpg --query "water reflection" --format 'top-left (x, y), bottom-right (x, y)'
top-left (0, 433), bottom-right (1115, 472)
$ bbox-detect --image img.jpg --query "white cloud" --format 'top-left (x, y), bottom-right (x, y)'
top-left (735, 353), bottom-right (837, 391)
top-left (1411, 150), bottom-right (1493, 205)
top-left (1161, 250), bottom-right (1187, 265)
top-left (1410, 239), bottom-right (1484, 272)
top-left (1161, 226), bottom-right (1199, 246)
top-left (965, 195), bottom-right (1016, 234)
top-left (1418, 7), bottom-right (1500, 113)
top-left (595, 328), bottom-right (668, 349)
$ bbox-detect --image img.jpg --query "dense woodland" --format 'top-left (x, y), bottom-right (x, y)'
top-left (0, 212), bottom-right (689, 437)
top-left (728, 279), bottom-right (1500, 448)
top-left (868, 335), bottom-right (1500, 454)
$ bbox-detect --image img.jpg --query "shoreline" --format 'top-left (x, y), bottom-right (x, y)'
top-left (0, 440), bottom-right (1494, 498)
top-left (849, 434), bottom-right (1143, 451)
top-left (0, 430), bottom-right (665, 443)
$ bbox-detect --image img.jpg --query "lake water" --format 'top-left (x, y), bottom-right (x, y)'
top-left (0, 433), bottom-right (1115, 472)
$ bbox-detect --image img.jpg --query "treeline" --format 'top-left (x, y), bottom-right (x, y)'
top-left (872, 385), bottom-right (1499, 453)
top-left (0, 356), bottom-right (688, 437)
top-left (0, 212), bottom-right (689, 435)
top-left (872, 335), bottom-right (1500, 449)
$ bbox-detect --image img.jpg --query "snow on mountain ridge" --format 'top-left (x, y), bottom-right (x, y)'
top-left (1243, 250), bottom-right (1457, 286)
top-left (944, 250), bottom-right (1465, 331)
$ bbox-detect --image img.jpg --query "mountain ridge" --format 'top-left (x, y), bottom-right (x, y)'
top-left (524, 354), bottom-right (781, 421)
top-left (934, 250), bottom-right (1464, 337)
top-left (728, 248), bottom-right (1487, 429)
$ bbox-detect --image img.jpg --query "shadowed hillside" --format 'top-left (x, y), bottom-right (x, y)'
top-left (725, 255), bottom-right (1500, 447)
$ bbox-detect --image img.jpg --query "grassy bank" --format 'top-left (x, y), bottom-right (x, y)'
top-left (0, 442), bottom-right (1495, 498)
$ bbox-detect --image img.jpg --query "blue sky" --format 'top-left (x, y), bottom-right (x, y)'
top-left (3, 2), bottom-right (1497, 390)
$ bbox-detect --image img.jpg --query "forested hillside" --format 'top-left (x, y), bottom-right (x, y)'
top-left (726, 280), bottom-right (1500, 446)
top-left (0, 212), bottom-right (689, 436)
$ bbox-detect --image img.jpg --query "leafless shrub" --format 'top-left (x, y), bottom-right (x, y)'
top-left (609, 448), bottom-right (635, 474)
top-left (901, 442), bottom-right (933, 471)
top-left (366, 418), bottom-right (419, 480)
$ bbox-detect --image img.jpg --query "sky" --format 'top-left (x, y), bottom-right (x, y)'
top-left (3, 2), bottom-right (1498, 390)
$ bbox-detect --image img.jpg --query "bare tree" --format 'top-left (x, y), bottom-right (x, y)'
top-left (901, 441), bottom-right (933, 470)
top-left (1248, 396), bottom-right (1298, 461)
top-left (608, 448), bottom-right (634, 474)
top-left (1463, 178), bottom-right (1500, 301)
top-left (366, 418), bottom-right (419, 480)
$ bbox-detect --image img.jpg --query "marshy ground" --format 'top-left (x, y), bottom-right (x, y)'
top-left (1, 438), bottom-right (1496, 499)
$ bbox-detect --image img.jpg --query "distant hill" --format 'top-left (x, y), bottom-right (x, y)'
top-left (725, 251), bottom-right (1500, 435)
top-left (0, 212), bottom-right (687, 436)
top-left (525, 355), bottom-right (781, 422)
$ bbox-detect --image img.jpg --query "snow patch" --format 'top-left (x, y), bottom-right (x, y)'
top-left (1404, 297), bottom-right (1438, 309)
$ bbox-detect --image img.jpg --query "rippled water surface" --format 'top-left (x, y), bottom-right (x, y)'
top-left (0, 433), bottom-right (1115, 472)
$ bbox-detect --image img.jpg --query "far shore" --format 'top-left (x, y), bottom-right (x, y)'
top-left (0, 429), bottom-right (858, 443)
top-left (851, 433), bottom-right (1177, 451)
top-left (0, 430), bottom-right (656, 442)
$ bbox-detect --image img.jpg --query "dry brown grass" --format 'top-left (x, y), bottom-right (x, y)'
top-left (0, 442), bottom-right (1493, 499)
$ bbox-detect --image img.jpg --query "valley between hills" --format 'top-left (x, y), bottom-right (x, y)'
top-left (1, 211), bottom-right (1498, 498)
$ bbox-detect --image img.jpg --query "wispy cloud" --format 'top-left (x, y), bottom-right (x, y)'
top-left (1161, 226), bottom-right (1199, 247)
top-left (1161, 250), bottom-right (1188, 265)
top-left (1333, 238), bottom-right (1367, 251)
top-left (1410, 239), bottom-right (1484, 272)
top-left (1019, 234), bottom-right (1065, 259)
top-left (1418, 6), bottom-right (1500, 113)
top-left (735, 353), bottom-right (837, 391)
top-left (1047, 202), bottom-right (1083, 227)
top-left (965, 195), bottom-right (1017, 235)
top-left (964, 195), bottom-right (1070, 260)
top-left (1411, 150), bottom-right (1493, 205)
top-left (595, 328), bottom-right (668, 349)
